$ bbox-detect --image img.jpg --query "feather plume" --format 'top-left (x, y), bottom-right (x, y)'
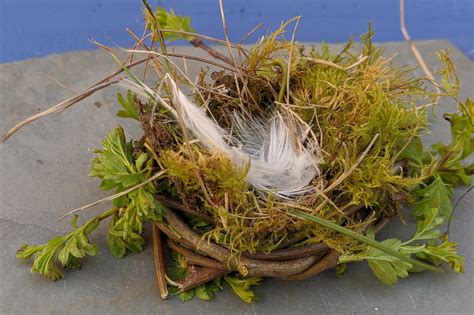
top-left (145, 75), bottom-right (319, 198)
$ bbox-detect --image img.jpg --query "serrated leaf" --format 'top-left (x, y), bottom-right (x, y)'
top-left (417, 241), bottom-right (464, 272)
top-left (146, 7), bottom-right (196, 42)
top-left (413, 177), bottom-right (452, 220)
top-left (224, 276), bottom-right (262, 303)
top-left (16, 216), bottom-right (101, 280)
top-left (117, 90), bottom-right (140, 120)
top-left (195, 285), bottom-right (213, 301)
top-left (106, 206), bottom-right (145, 257)
top-left (106, 230), bottom-right (126, 258)
top-left (179, 289), bottom-right (195, 302)
top-left (339, 233), bottom-right (414, 285)
top-left (412, 207), bottom-right (444, 241)
top-left (398, 136), bottom-right (423, 165)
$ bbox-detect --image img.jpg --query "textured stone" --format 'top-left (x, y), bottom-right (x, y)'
top-left (0, 41), bottom-right (472, 314)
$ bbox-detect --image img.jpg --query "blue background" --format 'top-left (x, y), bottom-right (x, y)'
top-left (1, 0), bottom-right (473, 63)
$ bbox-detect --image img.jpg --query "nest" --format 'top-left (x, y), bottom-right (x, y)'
top-left (128, 23), bottom-right (428, 297)
top-left (10, 5), bottom-right (471, 303)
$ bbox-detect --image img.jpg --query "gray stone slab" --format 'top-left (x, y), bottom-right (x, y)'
top-left (0, 41), bottom-right (473, 314)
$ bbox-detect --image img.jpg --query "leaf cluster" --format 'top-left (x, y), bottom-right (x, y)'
top-left (166, 252), bottom-right (222, 302)
top-left (117, 90), bottom-right (140, 120)
top-left (145, 6), bottom-right (196, 42)
top-left (340, 97), bottom-right (472, 284)
top-left (90, 126), bottom-right (164, 257)
top-left (16, 214), bottom-right (104, 280)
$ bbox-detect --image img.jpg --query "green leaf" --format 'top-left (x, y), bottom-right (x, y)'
top-left (224, 276), bottom-right (262, 303)
top-left (344, 235), bottom-right (412, 285)
top-left (178, 289), bottom-right (195, 302)
top-left (16, 216), bottom-right (102, 280)
top-left (195, 285), bottom-right (213, 301)
top-left (413, 177), bottom-right (452, 220)
top-left (411, 207), bottom-right (444, 241)
top-left (167, 252), bottom-right (188, 280)
top-left (146, 7), bottom-right (196, 42)
top-left (70, 214), bottom-right (80, 228)
top-left (90, 127), bottom-right (139, 192)
top-left (106, 207), bottom-right (145, 257)
top-left (90, 126), bottom-right (163, 258)
top-left (135, 153), bottom-right (149, 171)
top-left (117, 90), bottom-right (140, 120)
top-left (290, 209), bottom-right (439, 272)
top-left (106, 219), bottom-right (127, 258)
top-left (417, 241), bottom-right (464, 272)
top-left (398, 136), bottom-right (423, 166)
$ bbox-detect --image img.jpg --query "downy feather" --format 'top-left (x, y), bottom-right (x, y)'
top-left (136, 75), bottom-right (319, 198)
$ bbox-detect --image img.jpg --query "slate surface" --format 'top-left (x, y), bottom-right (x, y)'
top-left (0, 41), bottom-right (472, 314)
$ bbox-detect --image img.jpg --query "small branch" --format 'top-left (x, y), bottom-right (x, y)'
top-left (57, 170), bottom-right (166, 221)
top-left (176, 266), bottom-right (228, 292)
top-left (2, 57), bottom-right (150, 142)
top-left (190, 38), bottom-right (234, 66)
top-left (166, 238), bottom-right (228, 271)
top-left (160, 208), bottom-right (318, 278)
top-left (280, 250), bottom-right (340, 281)
top-left (155, 195), bottom-right (215, 223)
top-left (152, 224), bottom-right (169, 299)
top-left (400, 0), bottom-right (441, 106)
top-left (243, 242), bottom-right (329, 261)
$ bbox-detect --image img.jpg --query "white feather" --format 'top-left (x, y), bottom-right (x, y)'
top-left (231, 116), bottom-right (319, 197)
top-left (160, 75), bottom-right (319, 198)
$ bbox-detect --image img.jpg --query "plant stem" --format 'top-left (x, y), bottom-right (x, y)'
top-left (289, 209), bottom-right (441, 272)
top-left (97, 208), bottom-right (120, 222)
top-left (57, 170), bottom-right (166, 221)
top-left (190, 38), bottom-right (234, 66)
top-left (142, 0), bottom-right (172, 73)
top-left (271, 59), bottom-right (288, 104)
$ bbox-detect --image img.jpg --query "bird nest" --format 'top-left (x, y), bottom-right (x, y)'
top-left (10, 5), bottom-right (472, 304)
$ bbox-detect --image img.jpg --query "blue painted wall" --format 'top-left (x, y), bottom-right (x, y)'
top-left (1, 0), bottom-right (473, 63)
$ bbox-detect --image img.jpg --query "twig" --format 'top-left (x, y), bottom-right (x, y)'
top-left (155, 195), bottom-right (215, 223)
top-left (286, 16), bottom-right (301, 104)
top-left (243, 242), bottom-right (328, 261)
top-left (447, 185), bottom-right (473, 234)
top-left (152, 224), bottom-right (169, 299)
top-left (160, 28), bottom-right (244, 50)
top-left (190, 38), bottom-right (234, 66)
top-left (154, 51), bottom-right (237, 72)
top-left (3, 57), bottom-right (150, 142)
top-left (400, 0), bottom-right (441, 106)
top-left (161, 207), bottom-right (318, 277)
top-left (57, 170), bottom-right (166, 221)
top-left (176, 266), bottom-right (228, 292)
top-left (218, 0), bottom-right (239, 70)
top-left (166, 238), bottom-right (228, 270)
top-left (280, 250), bottom-right (340, 281)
